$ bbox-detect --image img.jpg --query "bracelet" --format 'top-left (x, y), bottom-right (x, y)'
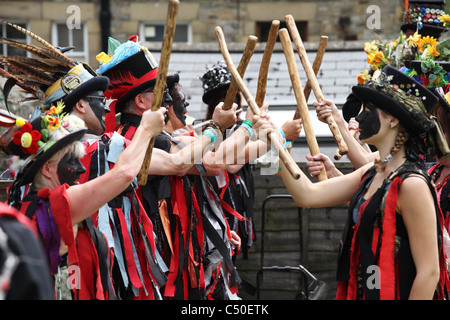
top-left (278, 128), bottom-right (285, 140)
top-left (203, 128), bottom-right (216, 144)
top-left (241, 122), bottom-right (253, 138)
top-left (209, 120), bottom-right (224, 134)
top-left (243, 120), bottom-right (253, 128)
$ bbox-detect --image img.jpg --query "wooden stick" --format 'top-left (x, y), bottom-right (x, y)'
top-left (255, 20), bottom-right (280, 107)
top-left (215, 26), bottom-right (301, 180)
top-left (223, 35), bottom-right (258, 110)
top-left (334, 129), bottom-right (357, 160)
top-left (285, 15), bottom-right (348, 156)
top-left (302, 35), bottom-right (328, 105)
top-left (138, 0), bottom-right (179, 186)
top-left (279, 28), bottom-right (327, 181)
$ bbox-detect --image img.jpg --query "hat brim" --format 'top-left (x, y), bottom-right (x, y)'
top-left (16, 128), bottom-right (87, 186)
top-left (115, 78), bottom-right (157, 113)
top-left (352, 85), bottom-right (426, 133)
top-left (115, 73), bottom-right (179, 113)
top-left (62, 76), bottom-right (110, 111)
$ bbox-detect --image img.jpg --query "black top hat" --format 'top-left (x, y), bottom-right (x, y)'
top-left (351, 65), bottom-right (437, 134)
top-left (401, 1), bottom-right (448, 39)
top-left (201, 62), bottom-right (233, 104)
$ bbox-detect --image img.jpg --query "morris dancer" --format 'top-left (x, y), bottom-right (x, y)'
top-left (277, 65), bottom-right (449, 300)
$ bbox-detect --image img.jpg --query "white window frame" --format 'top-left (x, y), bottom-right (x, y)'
top-left (139, 21), bottom-right (192, 43)
top-left (0, 20), bottom-right (30, 57)
top-left (51, 21), bottom-right (89, 63)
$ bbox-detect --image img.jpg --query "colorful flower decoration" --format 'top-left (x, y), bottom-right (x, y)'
top-left (360, 31), bottom-right (450, 89)
top-left (13, 120), bottom-right (42, 154)
top-left (11, 100), bottom-right (70, 155)
top-left (357, 69), bottom-right (371, 85)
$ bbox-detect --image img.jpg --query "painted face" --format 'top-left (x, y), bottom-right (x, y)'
top-left (84, 91), bottom-right (110, 133)
top-left (170, 83), bottom-right (188, 126)
top-left (355, 103), bottom-right (381, 141)
top-left (57, 153), bottom-right (86, 186)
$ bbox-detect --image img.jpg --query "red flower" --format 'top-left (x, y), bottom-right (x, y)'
top-left (13, 122), bottom-right (41, 154)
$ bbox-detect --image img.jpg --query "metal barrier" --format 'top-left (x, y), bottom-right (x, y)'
top-left (256, 194), bottom-right (329, 300)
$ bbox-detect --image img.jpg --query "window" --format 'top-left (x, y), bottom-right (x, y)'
top-left (256, 21), bottom-right (308, 42)
top-left (140, 22), bottom-right (191, 42)
top-left (51, 22), bottom-right (89, 63)
top-left (0, 21), bottom-right (29, 57)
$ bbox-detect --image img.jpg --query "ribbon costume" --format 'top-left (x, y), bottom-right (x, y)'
top-left (97, 36), bottom-right (244, 299)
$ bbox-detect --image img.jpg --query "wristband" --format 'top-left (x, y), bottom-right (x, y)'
top-left (203, 129), bottom-right (216, 143)
top-left (243, 120), bottom-right (253, 128)
top-left (278, 128), bottom-right (285, 140)
top-left (241, 122), bottom-right (253, 137)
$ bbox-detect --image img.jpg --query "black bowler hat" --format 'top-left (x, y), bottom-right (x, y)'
top-left (351, 65), bottom-right (437, 134)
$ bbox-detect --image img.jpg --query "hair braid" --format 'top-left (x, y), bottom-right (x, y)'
top-left (375, 126), bottom-right (409, 172)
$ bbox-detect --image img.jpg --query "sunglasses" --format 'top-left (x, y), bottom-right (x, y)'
top-left (84, 95), bottom-right (107, 105)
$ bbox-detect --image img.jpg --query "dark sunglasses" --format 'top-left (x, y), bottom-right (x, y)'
top-left (84, 95), bottom-right (107, 105)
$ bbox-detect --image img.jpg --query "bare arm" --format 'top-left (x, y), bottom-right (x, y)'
top-left (398, 176), bottom-right (440, 299)
top-left (67, 108), bottom-right (166, 225)
top-left (279, 158), bottom-right (371, 208)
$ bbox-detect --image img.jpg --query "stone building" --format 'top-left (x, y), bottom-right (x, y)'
top-left (0, 0), bottom-right (414, 143)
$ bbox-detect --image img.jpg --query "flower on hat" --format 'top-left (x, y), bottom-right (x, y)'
top-left (418, 36), bottom-right (439, 57)
top-left (407, 32), bottom-right (421, 47)
top-left (439, 14), bottom-right (450, 28)
top-left (12, 121), bottom-right (42, 155)
top-left (367, 51), bottom-right (387, 70)
top-left (61, 114), bottom-right (85, 133)
top-left (357, 69), bottom-right (371, 85)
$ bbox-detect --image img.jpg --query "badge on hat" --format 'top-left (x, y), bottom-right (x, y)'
top-left (61, 74), bottom-right (82, 94)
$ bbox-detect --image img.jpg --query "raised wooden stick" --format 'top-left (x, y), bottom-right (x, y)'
top-left (223, 35), bottom-right (258, 110)
top-left (216, 26), bottom-right (301, 179)
top-left (279, 28), bottom-right (327, 181)
top-left (302, 35), bottom-right (328, 105)
top-left (255, 20), bottom-right (280, 107)
top-left (138, 0), bottom-right (179, 186)
top-left (285, 15), bottom-right (348, 156)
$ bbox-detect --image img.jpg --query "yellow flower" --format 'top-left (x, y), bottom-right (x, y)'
top-left (388, 39), bottom-right (399, 50)
top-left (367, 51), bottom-right (386, 70)
top-left (439, 14), bottom-right (450, 27)
top-left (418, 35), bottom-right (439, 54)
top-left (45, 115), bottom-right (61, 131)
top-left (357, 69), bottom-right (371, 85)
top-left (364, 40), bottom-right (378, 54)
top-left (407, 31), bottom-right (421, 46)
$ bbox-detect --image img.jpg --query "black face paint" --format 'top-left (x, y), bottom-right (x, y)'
top-left (57, 153), bottom-right (86, 186)
top-left (170, 84), bottom-right (188, 126)
top-left (355, 103), bottom-right (381, 141)
top-left (85, 90), bottom-right (109, 132)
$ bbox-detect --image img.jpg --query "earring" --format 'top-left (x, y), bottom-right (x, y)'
top-left (388, 123), bottom-right (391, 128)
